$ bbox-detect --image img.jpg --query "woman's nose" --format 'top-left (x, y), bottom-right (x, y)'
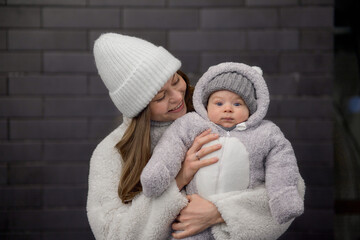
top-left (169, 89), bottom-right (182, 102)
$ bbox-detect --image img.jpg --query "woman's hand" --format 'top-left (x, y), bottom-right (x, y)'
top-left (175, 129), bottom-right (221, 190)
top-left (172, 194), bottom-right (224, 239)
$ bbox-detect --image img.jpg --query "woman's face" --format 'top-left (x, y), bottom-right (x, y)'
top-left (149, 73), bottom-right (187, 122)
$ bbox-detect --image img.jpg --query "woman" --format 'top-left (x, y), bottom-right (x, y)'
top-left (87, 33), bottom-right (305, 240)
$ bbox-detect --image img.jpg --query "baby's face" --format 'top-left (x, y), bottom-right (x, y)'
top-left (207, 90), bottom-right (250, 128)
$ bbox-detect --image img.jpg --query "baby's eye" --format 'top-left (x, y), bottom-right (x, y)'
top-left (234, 103), bottom-right (241, 106)
top-left (215, 102), bottom-right (223, 106)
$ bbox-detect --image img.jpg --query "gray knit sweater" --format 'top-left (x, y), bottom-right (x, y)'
top-left (141, 63), bottom-right (304, 237)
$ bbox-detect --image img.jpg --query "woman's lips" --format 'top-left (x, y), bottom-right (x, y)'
top-left (168, 101), bottom-right (184, 113)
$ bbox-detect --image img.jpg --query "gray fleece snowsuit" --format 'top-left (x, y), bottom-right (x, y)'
top-left (141, 62), bottom-right (304, 239)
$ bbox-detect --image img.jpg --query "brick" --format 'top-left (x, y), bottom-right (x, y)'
top-left (201, 53), bottom-right (279, 74)
top-left (305, 186), bottom-right (333, 209)
top-left (0, 30), bottom-right (6, 49)
top-left (173, 52), bottom-right (200, 74)
top-left (0, 7), bottom-right (40, 27)
top-left (43, 8), bottom-right (120, 28)
top-left (202, 9), bottom-right (278, 29)
top-left (9, 75), bottom-right (87, 95)
top-left (0, 76), bottom-right (6, 94)
top-left (89, 30), bottom-right (167, 50)
top-left (7, 0), bottom-right (86, 5)
top-left (0, 53), bottom-right (41, 72)
top-left (44, 232), bottom-right (95, 240)
top-left (270, 119), bottom-right (297, 140)
top-left (280, 7), bottom-right (333, 27)
top-left (298, 75), bottom-right (333, 95)
top-left (279, 232), bottom-right (334, 240)
top-left (246, 0), bottom-right (297, 6)
top-left (44, 142), bottom-right (96, 161)
top-left (90, 0), bottom-right (164, 6)
top-left (89, 119), bottom-right (121, 139)
top-left (299, 165), bottom-right (333, 186)
top-left (43, 210), bottom-right (89, 230)
top-left (9, 165), bottom-right (88, 185)
top-left (266, 98), bottom-right (280, 118)
top-left (9, 30), bottom-right (87, 50)
top-left (10, 119), bottom-right (88, 140)
top-left (280, 53), bottom-right (333, 73)
top-left (0, 98), bottom-right (42, 117)
top-left (0, 211), bottom-right (7, 230)
top-left (277, 98), bottom-right (333, 118)
top-left (7, 210), bottom-right (43, 231)
top-left (0, 187), bottom-right (42, 207)
top-left (89, 75), bottom-right (108, 95)
top-left (8, 209), bottom-right (88, 230)
top-left (301, 30), bottom-right (333, 50)
top-left (247, 30), bottom-right (299, 50)
top-left (291, 209), bottom-right (333, 231)
top-left (44, 52), bottom-right (96, 73)
top-left (44, 97), bottom-right (118, 117)
top-left (266, 74), bottom-right (299, 95)
top-left (0, 119), bottom-right (6, 139)
top-left (169, 31), bottom-right (246, 51)
top-left (0, 166), bottom-right (6, 184)
top-left (0, 142), bottom-right (42, 161)
top-left (9, 166), bottom-right (43, 185)
top-left (44, 187), bottom-right (87, 207)
top-left (293, 142), bottom-right (333, 166)
top-left (301, 0), bottom-right (334, 5)
top-left (124, 9), bottom-right (198, 29)
top-left (0, 233), bottom-right (42, 240)
top-left (45, 165), bottom-right (89, 185)
top-left (169, 0), bottom-right (244, 7)
top-left (296, 119), bottom-right (333, 140)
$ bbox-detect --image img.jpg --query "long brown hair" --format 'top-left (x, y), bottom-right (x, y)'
top-left (116, 70), bottom-right (194, 203)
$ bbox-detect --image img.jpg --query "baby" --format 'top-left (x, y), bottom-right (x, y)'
top-left (141, 62), bottom-right (304, 239)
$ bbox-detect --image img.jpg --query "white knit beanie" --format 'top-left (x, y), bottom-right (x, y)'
top-left (93, 33), bottom-right (181, 118)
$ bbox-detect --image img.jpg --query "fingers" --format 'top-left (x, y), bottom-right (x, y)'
top-left (197, 128), bottom-right (212, 138)
top-left (196, 143), bottom-right (221, 158)
top-left (195, 157), bottom-right (219, 169)
top-left (172, 222), bottom-right (184, 231)
top-left (172, 229), bottom-right (196, 239)
top-left (188, 129), bottom-right (219, 153)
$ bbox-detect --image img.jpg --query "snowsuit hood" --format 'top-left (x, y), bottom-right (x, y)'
top-left (193, 62), bottom-right (270, 130)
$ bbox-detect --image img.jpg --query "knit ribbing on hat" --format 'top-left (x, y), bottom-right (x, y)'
top-left (94, 33), bottom-right (181, 118)
top-left (202, 71), bottom-right (257, 115)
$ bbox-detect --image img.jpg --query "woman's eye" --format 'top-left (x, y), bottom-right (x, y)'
top-left (156, 94), bottom-right (166, 102)
top-left (172, 77), bottom-right (180, 86)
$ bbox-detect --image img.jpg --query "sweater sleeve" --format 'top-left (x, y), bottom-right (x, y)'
top-left (86, 124), bottom-right (188, 240)
top-left (265, 123), bottom-right (304, 224)
top-left (208, 176), bottom-right (305, 240)
top-left (141, 114), bottom-right (203, 198)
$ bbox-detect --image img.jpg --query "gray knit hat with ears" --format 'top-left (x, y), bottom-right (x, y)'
top-left (202, 71), bottom-right (257, 115)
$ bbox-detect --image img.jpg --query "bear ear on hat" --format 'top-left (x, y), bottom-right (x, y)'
top-left (252, 66), bottom-right (263, 76)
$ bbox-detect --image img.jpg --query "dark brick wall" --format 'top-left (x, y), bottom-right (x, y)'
top-left (0, 0), bottom-right (334, 239)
